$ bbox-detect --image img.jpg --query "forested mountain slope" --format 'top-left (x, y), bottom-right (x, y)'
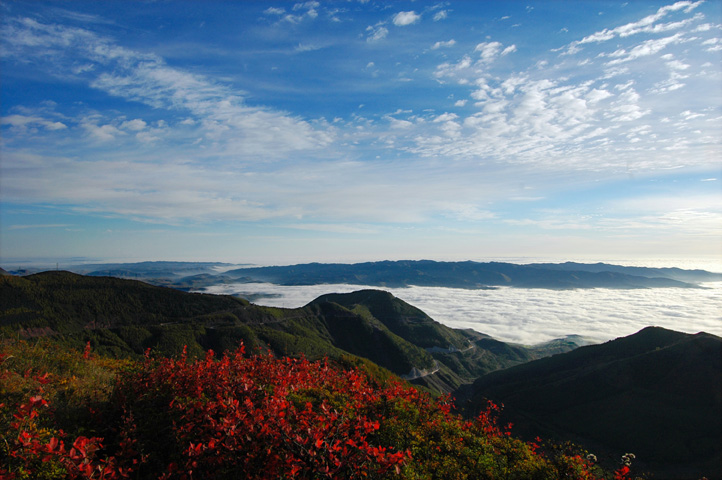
top-left (0, 271), bottom-right (566, 392)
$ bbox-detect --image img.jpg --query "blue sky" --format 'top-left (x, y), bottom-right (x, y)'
top-left (1, 0), bottom-right (720, 266)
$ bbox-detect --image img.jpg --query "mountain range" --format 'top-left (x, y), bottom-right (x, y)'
top-left (225, 260), bottom-right (720, 289)
top-left (9, 260), bottom-right (721, 291)
top-left (1, 269), bottom-right (719, 479)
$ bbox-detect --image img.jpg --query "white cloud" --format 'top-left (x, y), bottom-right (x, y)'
top-left (1, 114), bottom-right (67, 132)
top-left (135, 130), bottom-right (159, 143)
top-left (693, 23), bottom-right (712, 32)
top-left (264, 7), bottom-right (285, 15)
top-left (433, 55), bottom-right (473, 79)
top-left (1, 17), bottom-right (333, 158)
top-left (702, 37), bottom-right (722, 51)
top-left (265, 2), bottom-right (319, 23)
top-left (366, 25), bottom-right (388, 42)
top-left (564, 0), bottom-right (703, 54)
top-left (293, 1), bottom-right (319, 11)
top-left (433, 113), bottom-right (459, 123)
top-left (501, 45), bottom-right (517, 56)
top-left (586, 88), bottom-right (613, 103)
top-left (393, 11), bottom-right (421, 27)
top-left (8, 223), bottom-right (71, 230)
top-left (82, 122), bottom-right (124, 141)
top-left (665, 58), bottom-right (689, 70)
top-left (385, 115), bottom-right (413, 129)
top-left (475, 41), bottom-right (502, 62)
top-left (431, 39), bottom-right (456, 50)
top-left (418, 0), bottom-right (720, 176)
top-left (604, 33), bottom-right (683, 65)
top-left (433, 10), bottom-right (448, 22)
top-left (120, 119), bottom-right (147, 131)
top-left (295, 43), bottom-right (323, 52)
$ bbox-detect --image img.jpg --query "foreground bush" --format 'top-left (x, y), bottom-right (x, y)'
top-left (1, 340), bottom-right (640, 479)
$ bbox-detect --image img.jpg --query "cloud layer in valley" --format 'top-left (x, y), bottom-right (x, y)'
top-left (201, 282), bottom-right (722, 345)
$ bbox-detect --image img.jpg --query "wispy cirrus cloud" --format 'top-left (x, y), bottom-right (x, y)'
top-left (1, 114), bottom-right (67, 133)
top-left (1, 16), bottom-right (332, 158)
top-left (431, 39), bottom-right (456, 50)
top-left (562, 0), bottom-right (704, 54)
top-left (8, 223), bottom-right (72, 230)
top-left (365, 24), bottom-right (389, 42)
top-left (433, 11), bottom-right (448, 22)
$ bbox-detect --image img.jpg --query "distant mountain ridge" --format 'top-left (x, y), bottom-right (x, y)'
top-left (7, 260), bottom-right (718, 290)
top-left (227, 260), bottom-right (716, 289)
top-left (529, 261), bottom-right (722, 283)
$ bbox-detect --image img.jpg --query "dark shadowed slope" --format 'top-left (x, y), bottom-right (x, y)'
top-left (463, 326), bottom-right (722, 480)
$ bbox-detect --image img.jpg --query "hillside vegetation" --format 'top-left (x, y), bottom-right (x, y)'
top-left (0, 272), bottom-right (569, 392)
top-left (1, 339), bottom-right (638, 480)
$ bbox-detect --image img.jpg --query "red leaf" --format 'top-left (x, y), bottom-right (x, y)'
top-left (47, 436), bottom-right (59, 452)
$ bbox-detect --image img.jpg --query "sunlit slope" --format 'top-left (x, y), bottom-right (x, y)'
top-left (309, 290), bottom-right (470, 350)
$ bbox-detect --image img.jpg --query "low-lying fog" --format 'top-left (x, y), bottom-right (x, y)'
top-left (200, 282), bottom-right (722, 345)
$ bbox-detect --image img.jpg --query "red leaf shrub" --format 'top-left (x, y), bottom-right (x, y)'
top-left (3, 341), bottom-right (642, 479)
top-left (116, 346), bottom-right (410, 479)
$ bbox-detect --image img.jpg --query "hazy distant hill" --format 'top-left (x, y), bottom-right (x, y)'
top-left (227, 260), bottom-right (710, 289)
top-left (462, 326), bottom-right (722, 480)
top-left (529, 261), bottom-right (722, 284)
top-left (73, 261), bottom-right (236, 277)
top-left (0, 271), bottom-right (572, 392)
top-left (8, 260), bottom-right (716, 290)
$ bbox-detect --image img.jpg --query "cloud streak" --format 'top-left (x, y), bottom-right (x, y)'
top-left (1, 17), bottom-right (332, 158)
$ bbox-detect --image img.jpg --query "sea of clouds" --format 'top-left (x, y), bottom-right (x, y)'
top-left (200, 282), bottom-right (722, 345)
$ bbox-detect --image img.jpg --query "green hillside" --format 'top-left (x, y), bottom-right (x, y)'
top-left (0, 271), bottom-right (552, 391)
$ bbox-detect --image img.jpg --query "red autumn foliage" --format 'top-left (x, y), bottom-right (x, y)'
top-left (1, 341), bottom-right (642, 479)
top-left (116, 346), bottom-right (410, 479)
